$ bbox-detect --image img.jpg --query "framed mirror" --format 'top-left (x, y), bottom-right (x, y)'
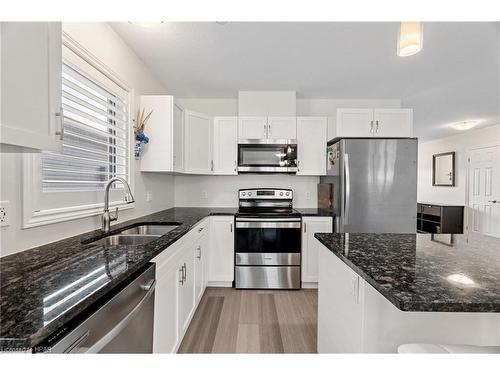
top-left (433, 152), bottom-right (455, 186)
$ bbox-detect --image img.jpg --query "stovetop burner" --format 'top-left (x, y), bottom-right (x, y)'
top-left (236, 188), bottom-right (300, 218)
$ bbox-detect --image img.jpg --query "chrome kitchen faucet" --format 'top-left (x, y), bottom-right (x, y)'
top-left (102, 177), bottom-right (135, 233)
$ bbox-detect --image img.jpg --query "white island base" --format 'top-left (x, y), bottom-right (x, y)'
top-left (318, 245), bottom-right (500, 353)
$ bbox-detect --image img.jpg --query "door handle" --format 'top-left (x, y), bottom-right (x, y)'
top-left (196, 246), bottom-right (202, 259)
top-left (268, 123), bottom-right (272, 136)
top-left (55, 107), bottom-right (64, 140)
top-left (344, 153), bottom-right (350, 225)
top-left (230, 222), bottom-right (233, 232)
top-left (370, 120), bottom-right (374, 134)
top-left (375, 120), bottom-right (379, 133)
top-left (304, 222), bottom-right (307, 233)
top-left (488, 200), bottom-right (498, 203)
top-left (179, 267), bottom-right (184, 285)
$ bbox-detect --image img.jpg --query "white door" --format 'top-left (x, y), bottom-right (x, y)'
top-left (302, 217), bottom-right (333, 283)
top-left (208, 216), bottom-right (235, 285)
top-left (267, 116), bottom-right (297, 139)
top-left (468, 145), bottom-right (500, 237)
top-left (373, 109), bottom-right (413, 137)
top-left (153, 257), bottom-right (181, 353)
top-left (178, 248), bottom-right (195, 334)
top-left (184, 110), bottom-right (213, 174)
top-left (194, 233), bottom-right (208, 302)
top-left (213, 116), bottom-right (238, 175)
top-left (1, 22), bottom-right (62, 151)
top-left (173, 102), bottom-right (185, 172)
top-left (297, 117), bottom-right (327, 176)
top-left (238, 116), bottom-right (268, 139)
top-left (336, 109), bottom-right (373, 137)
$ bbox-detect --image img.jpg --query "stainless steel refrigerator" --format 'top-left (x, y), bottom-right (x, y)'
top-left (320, 138), bottom-right (417, 233)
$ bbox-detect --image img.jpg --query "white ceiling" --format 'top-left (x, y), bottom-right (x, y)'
top-left (111, 22), bottom-right (499, 140)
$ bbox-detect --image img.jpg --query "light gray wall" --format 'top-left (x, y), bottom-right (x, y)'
top-left (0, 23), bottom-right (175, 257)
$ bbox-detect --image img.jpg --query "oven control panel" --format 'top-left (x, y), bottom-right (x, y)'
top-left (239, 189), bottom-right (292, 200)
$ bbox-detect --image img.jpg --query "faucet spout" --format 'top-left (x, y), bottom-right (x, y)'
top-left (102, 177), bottom-right (135, 233)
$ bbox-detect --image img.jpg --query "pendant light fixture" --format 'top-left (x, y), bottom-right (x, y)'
top-left (397, 22), bottom-right (423, 57)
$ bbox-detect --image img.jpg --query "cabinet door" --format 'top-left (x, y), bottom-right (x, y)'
top-left (208, 216), bottom-right (235, 285)
top-left (178, 248), bottom-right (196, 334)
top-left (213, 116), bottom-right (238, 175)
top-left (336, 109), bottom-right (373, 137)
top-left (194, 233), bottom-right (208, 302)
top-left (302, 217), bottom-right (332, 283)
top-left (173, 102), bottom-right (185, 172)
top-left (297, 117), bottom-right (327, 176)
top-left (153, 255), bottom-right (181, 353)
top-left (140, 95), bottom-right (174, 172)
top-left (238, 116), bottom-right (267, 139)
top-left (184, 110), bottom-right (213, 174)
top-left (267, 116), bottom-right (297, 139)
top-left (373, 109), bottom-right (413, 137)
top-left (1, 22), bottom-right (62, 151)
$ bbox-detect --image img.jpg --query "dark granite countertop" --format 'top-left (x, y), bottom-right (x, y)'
top-left (314, 232), bottom-right (500, 313)
top-left (295, 208), bottom-right (334, 217)
top-left (0, 207), bottom-right (237, 351)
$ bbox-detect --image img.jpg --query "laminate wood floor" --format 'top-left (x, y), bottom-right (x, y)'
top-left (177, 287), bottom-right (318, 353)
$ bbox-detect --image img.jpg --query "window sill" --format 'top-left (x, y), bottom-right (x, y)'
top-left (23, 201), bottom-right (135, 229)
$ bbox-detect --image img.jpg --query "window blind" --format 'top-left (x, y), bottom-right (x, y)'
top-left (42, 62), bottom-right (129, 192)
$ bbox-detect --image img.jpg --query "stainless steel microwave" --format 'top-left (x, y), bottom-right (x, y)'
top-left (237, 139), bottom-right (298, 173)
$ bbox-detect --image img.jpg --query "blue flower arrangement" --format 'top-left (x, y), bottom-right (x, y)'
top-left (133, 108), bottom-right (153, 160)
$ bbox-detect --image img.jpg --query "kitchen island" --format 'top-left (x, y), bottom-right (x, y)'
top-left (314, 232), bottom-right (500, 353)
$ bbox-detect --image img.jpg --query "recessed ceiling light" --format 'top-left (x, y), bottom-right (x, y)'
top-left (446, 273), bottom-right (475, 286)
top-left (129, 22), bottom-right (164, 28)
top-left (451, 121), bottom-right (479, 131)
top-left (397, 22), bottom-right (423, 57)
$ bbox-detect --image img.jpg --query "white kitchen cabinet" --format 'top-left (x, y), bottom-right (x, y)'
top-left (297, 117), bottom-right (327, 176)
top-left (267, 116), bottom-right (297, 139)
top-left (173, 102), bottom-right (185, 172)
top-left (184, 110), bottom-right (213, 174)
top-left (153, 249), bottom-right (181, 354)
top-left (336, 108), bottom-right (413, 138)
top-left (238, 116), bottom-right (267, 139)
top-left (208, 216), bottom-right (235, 287)
top-left (178, 245), bottom-right (196, 334)
top-left (373, 109), bottom-right (413, 137)
top-left (213, 116), bottom-right (238, 175)
top-left (1, 22), bottom-right (62, 152)
top-left (194, 232), bottom-right (208, 302)
top-left (301, 216), bottom-right (332, 284)
top-left (139, 96), bottom-right (185, 173)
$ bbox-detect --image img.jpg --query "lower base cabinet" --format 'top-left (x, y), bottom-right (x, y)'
top-left (152, 219), bottom-right (210, 353)
top-left (301, 216), bottom-right (333, 285)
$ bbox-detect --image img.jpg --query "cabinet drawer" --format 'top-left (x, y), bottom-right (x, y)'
top-left (421, 205), bottom-right (441, 217)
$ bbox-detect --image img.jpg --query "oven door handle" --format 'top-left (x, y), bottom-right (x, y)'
top-left (236, 221), bottom-right (301, 229)
top-left (236, 217), bottom-right (300, 222)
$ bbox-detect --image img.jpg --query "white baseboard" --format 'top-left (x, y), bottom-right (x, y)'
top-left (207, 281), bottom-right (233, 287)
top-left (301, 282), bottom-right (318, 289)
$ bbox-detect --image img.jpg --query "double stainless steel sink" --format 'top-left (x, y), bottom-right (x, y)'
top-left (87, 223), bottom-right (181, 247)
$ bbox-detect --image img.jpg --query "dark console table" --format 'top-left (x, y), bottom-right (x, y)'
top-left (417, 202), bottom-right (464, 234)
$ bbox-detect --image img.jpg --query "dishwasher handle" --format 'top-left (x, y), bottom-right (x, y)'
top-left (84, 279), bottom-right (156, 353)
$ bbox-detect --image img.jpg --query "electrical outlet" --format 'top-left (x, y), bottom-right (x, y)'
top-left (0, 201), bottom-right (10, 227)
top-left (305, 191), bottom-right (311, 200)
top-left (146, 191), bottom-right (153, 202)
top-left (202, 190), bottom-right (208, 199)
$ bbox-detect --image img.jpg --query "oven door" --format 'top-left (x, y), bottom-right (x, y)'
top-left (235, 217), bottom-right (301, 265)
top-left (237, 142), bottom-right (298, 173)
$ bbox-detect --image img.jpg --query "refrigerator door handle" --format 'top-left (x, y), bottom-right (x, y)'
top-left (344, 153), bottom-right (350, 225)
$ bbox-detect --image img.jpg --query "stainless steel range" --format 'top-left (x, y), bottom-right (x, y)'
top-left (234, 188), bottom-right (301, 289)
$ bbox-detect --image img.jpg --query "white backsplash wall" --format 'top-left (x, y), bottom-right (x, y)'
top-left (174, 175), bottom-right (320, 208)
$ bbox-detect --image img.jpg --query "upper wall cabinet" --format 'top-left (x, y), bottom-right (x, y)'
top-left (297, 117), bottom-right (327, 176)
top-left (213, 116), bottom-right (238, 175)
top-left (336, 108), bottom-right (413, 138)
top-left (238, 116), bottom-right (296, 140)
top-left (1, 22), bottom-right (63, 152)
top-left (140, 95), bottom-right (185, 173)
top-left (184, 110), bottom-right (213, 174)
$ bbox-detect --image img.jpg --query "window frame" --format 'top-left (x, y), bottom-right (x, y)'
top-left (22, 31), bottom-right (135, 229)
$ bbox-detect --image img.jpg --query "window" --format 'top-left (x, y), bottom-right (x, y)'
top-left (22, 38), bottom-right (133, 228)
top-left (41, 58), bottom-right (129, 191)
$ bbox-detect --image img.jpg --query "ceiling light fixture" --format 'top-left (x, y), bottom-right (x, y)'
top-left (129, 22), bottom-right (164, 28)
top-left (451, 120), bottom-right (479, 131)
top-left (397, 22), bottom-right (423, 57)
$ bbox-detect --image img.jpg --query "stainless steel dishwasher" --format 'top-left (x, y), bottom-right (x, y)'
top-left (48, 263), bottom-right (156, 353)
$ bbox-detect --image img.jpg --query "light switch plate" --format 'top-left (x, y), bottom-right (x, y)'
top-left (146, 191), bottom-right (153, 202)
top-left (0, 201), bottom-right (10, 227)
